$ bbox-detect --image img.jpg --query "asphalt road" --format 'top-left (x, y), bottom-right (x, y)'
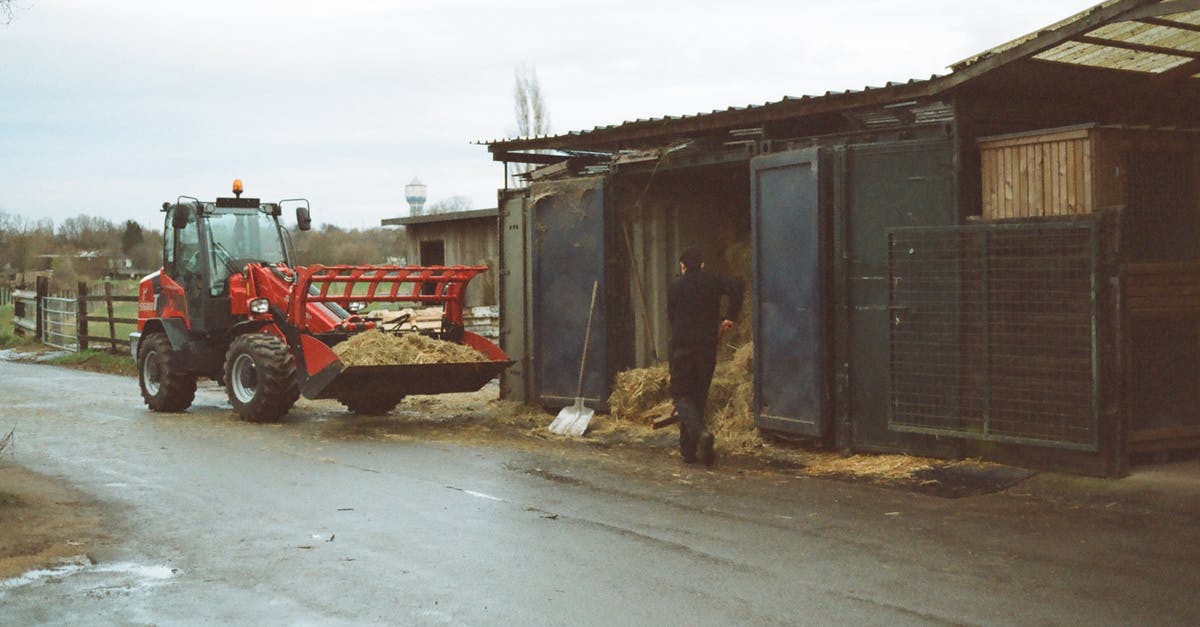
top-left (1, 360), bottom-right (1197, 626)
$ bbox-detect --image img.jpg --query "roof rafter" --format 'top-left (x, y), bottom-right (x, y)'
top-left (1072, 34), bottom-right (1200, 58)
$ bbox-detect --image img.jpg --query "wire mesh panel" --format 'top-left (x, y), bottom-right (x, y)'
top-left (888, 220), bottom-right (1099, 450)
top-left (41, 295), bottom-right (78, 351)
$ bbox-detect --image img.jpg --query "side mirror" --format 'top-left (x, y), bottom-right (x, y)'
top-left (296, 206), bottom-right (312, 231)
top-left (172, 205), bottom-right (190, 229)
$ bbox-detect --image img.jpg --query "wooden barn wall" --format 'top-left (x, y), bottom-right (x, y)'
top-left (979, 128), bottom-right (1094, 219)
top-left (406, 219), bottom-right (499, 306)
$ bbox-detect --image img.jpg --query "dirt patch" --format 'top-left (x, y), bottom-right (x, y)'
top-left (0, 463), bottom-right (108, 580)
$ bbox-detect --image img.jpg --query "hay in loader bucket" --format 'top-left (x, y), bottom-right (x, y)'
top-left (332, 331), bottom-right (488, 366)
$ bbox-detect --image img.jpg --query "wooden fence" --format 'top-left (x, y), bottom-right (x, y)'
top-left (0, 286), bottom-right (12, 306)
top-left (8, 278), bottom-right (137, 353)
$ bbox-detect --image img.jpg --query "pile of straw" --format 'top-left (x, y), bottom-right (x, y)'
top-left (608, 363), bottom-right (672, 425)
top-left (333, 331), bottom-right (487, 366)
top-left (608, 340), bottom-right (758, 452)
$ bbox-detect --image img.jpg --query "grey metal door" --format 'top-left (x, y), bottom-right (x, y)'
top-left (750, 149), bottom-right (827, 436)
top-left (838, 138), bottom-right (957, 450)
top-left (530, 177), bottom-right (608, 409)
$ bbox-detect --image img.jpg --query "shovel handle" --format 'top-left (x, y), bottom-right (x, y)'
top-left (575, 280), bottom-right (599, 402)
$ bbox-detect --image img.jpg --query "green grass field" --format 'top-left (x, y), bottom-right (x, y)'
top-left (0, 304), bottom-right (36, 349)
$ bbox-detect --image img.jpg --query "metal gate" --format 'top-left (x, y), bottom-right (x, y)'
top-left (41, 295), bottom-right (78, 351)
top-left (887, 219), bottom-right (1100, 450)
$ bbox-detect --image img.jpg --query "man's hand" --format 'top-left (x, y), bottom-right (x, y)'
top-left (719, 319), bottom-right (734, 338)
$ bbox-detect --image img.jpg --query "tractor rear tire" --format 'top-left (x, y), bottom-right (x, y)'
top-left (224, 333), bottom-right (300, 422)
top-left (341, 395), bottom-right (403, 416)
top-left (138, 332), bottom-right (197, 412)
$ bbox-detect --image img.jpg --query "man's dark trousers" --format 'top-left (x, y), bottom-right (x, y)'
top-left (669, 345), bottom-right (717, 460)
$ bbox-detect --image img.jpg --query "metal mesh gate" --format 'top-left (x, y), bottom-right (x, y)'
top-left (887, 220), bottom-right (1099, 450)
top-left (41, 295), bottom-right (78, 351)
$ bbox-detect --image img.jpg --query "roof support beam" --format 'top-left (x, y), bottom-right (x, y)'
top-left (1120, 0), bottom-right (1200, 20)
top-left (1073, 34), bottom-right (1200, 58)
top-left (1135, 16), bottom-right (1200, 32)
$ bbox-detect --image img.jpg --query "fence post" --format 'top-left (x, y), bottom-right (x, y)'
top-left (35, 276), bottom-right (48, 342)
top-left (105, 282), bottom-right (117, 353)
top-left (77, 281), bottom-right (89, 352)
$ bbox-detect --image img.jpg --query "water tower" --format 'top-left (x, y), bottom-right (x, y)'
top-left (405, 177), bottom-right (427, 216)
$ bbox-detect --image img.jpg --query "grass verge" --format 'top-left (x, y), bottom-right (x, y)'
top-left (0, 304), bottom-right (37, 349)
top-left (44, 349), bottom-right (137, 377)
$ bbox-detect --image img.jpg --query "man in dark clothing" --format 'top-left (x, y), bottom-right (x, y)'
top-left (667, 247), bottom-right (743, 466)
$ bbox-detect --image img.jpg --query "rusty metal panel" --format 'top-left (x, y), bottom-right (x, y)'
top-left (530, 177), bottom-right (609, 409)
top-left (750, 148), bottom-right (828, 437)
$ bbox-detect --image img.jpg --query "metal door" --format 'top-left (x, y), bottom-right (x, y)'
top-left (530, 177), bottom-right (609, 409)
top-left (838, 138), bottom-right (957, 450)
top-left (750, 149), bottom-right (827, 436)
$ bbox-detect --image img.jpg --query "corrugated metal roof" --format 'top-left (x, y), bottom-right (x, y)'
top-left (483, 0), bottom-right (1200, 153)
top-left (477, 77), bottom-right (941, 148)
top-left (381, 208), bottom-right (498, 227)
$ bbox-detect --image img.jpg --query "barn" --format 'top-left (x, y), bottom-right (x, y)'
top-left (482, 0), bottom-right (1200, 475)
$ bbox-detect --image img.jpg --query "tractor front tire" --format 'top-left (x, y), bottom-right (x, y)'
top-left (341, 395), bottom-right (403, 416)
top-left (224, 333), bottom-right (300, 422)
top-left (138, 332), bottom-right (197, 412)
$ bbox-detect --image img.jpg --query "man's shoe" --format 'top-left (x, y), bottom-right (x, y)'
top-left (679, 425), bottom-right (698, 463)
top-left (698, 431), bottom-right (716, 467)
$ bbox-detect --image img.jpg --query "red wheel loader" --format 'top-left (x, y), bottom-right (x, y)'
top-left (132, 181), bottom-right (511, 422)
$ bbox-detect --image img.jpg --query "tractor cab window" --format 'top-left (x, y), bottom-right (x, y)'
top-left (203, 209), bottom-right (288, 295)
top-left (170, 208), bottom-right (202, 285)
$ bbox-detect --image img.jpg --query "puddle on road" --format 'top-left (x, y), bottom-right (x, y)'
top-left (0, 555), bottom-right (178, 594)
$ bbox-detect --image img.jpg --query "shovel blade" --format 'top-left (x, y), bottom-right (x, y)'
top-left (549, 402), bottom-right (594, 436)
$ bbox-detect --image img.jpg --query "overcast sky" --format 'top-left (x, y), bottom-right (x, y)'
top-left (1, 0), bottom-right (1093, 229)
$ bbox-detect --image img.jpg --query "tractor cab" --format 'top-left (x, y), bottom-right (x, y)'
top-left (162, 181), bottom-right (310, 334)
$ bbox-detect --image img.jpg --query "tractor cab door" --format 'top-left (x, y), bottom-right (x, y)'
top-left (166, 206), bottom-right (207, 329)
top-left (167, 204), bottom-right (231, 336)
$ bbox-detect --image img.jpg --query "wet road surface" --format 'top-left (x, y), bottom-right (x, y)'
top-left (1, 360), bottom-right (1198, 625)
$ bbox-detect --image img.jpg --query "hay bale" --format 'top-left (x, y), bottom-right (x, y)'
top-left (333, 331), bottom-right (487, 366)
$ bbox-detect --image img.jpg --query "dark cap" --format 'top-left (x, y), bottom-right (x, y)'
top-left (679, 246), bottom-right (704, 270)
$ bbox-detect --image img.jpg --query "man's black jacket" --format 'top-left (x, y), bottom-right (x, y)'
top-left (667, 268), bottom-right (743, 353)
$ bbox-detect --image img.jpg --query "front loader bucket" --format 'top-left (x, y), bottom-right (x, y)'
top-left (310, 360), bottom-right (514, 401)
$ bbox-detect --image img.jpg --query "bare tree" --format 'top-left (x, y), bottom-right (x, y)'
top-left (514, 63), bottom-right (550, 139)
top-left (1, 0), bottom-right (22, 24)
top-left (511, 63), bottom-right (551, 185)
top-left (426, 196), bottom-right (473, 215)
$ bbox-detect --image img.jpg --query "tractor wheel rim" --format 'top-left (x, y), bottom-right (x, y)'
top-left (231, 354), bottom-right (258, 403)
top-left (143, 349), bottom-right (161, 396)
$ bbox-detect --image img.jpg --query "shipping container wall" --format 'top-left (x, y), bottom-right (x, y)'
top-left (498, 190), bottom-right (531, 402)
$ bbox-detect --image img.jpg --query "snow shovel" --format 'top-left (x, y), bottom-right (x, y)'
top-left (549, 280), bottom-right (599, 436)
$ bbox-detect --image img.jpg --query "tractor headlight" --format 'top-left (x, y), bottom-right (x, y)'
top-left (249, 298), bottom-right (270, 314)
top-left (347, 301), bottom-right (367, 313)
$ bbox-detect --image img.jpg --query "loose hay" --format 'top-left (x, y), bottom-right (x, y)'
top-left (607, 363), bottom-right (672, 425)
top-left (801, 452), bottom-right (937, 481)
top-left (609, 341), bottom-right (759, 453)
top-left (333, 331), bottom-right (488, 366)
